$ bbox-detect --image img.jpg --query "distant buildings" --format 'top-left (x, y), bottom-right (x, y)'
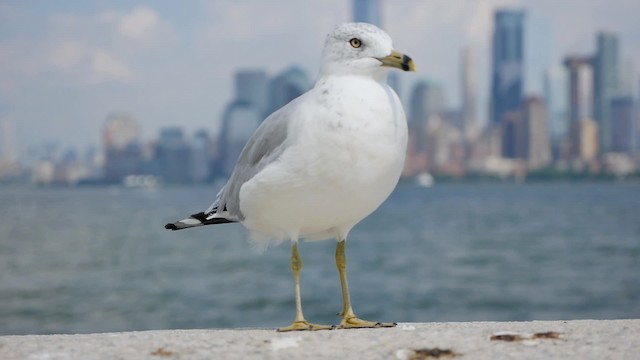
top-left (610, 96), bottom-right (635, 152)
top-left (353, 0), bottom-right (381, 26)
top-left (103, 113), bottom-right (141, 183)
top-left (543, 66), bottom-right (568, 142)
top-left (490, 10), bottom-right (525, 126)
top-left (409, 81), bottom-right (446, 127)
top-left (564, 56), bottom-right (597, 162)
top-left (522, 97), bottom-right (551, 169)
top-left (461, 47), bottom-right (477, 139)
top-left (217, 67), bottom-right (311, 177)
top-left (268, 66), bottom-right (310, 116)
top-left (593, 32), bottom-right (620, 153)
top-left (154, 127), bottom-right (191, 183)
top-left (5, 6), bottom-right (639, 186)
top-left (218, 100), bottom-right (263, 176)
top-left (235, 70), bottom-right (269, 117)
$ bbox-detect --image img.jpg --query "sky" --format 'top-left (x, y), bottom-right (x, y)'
top-left (1, 0), bottom-right (639, 155)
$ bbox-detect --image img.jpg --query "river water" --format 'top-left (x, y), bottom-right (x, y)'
top-left (0, 183), bottom-right (638, 335)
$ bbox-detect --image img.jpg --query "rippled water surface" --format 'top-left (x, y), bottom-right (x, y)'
top-left (1, 183), bottom-right (639, 335)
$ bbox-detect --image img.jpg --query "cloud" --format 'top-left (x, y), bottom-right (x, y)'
top-left (46, 40), bottom-right (134, 84)
top-left (90, 48), bottom-right (134, 83)
top-left (49, 41), bottom-right (85, 70)
top-left (116, 6), bottom-right (162, 41)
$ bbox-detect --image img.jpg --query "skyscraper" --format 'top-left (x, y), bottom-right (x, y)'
top-left (461, 47), bottom-right (477, 138)
top-left (490, 10), bottom-right (525, 126)
top-left (0, 119), bottom-right (17, 164)
top-left (610, 96), bottom-right (635, 152)
top-left (190, 129), bottom-right (212, 183)
top-left (155, 127), bottom-right (191, 183)
top-left (268, 66), bottom-right (310, 115)
top-left (218, 102), bottom-right (262, 177)
top-left (409, 80), bottom-right (446, 127)
top-left (522, 97), bottom-right (551, 169)
top-left (353, 0), bottom-right (381, 27)
top-left (564, 56), bottom-right (595, 160)
top-left (564, 56), bottom-right (594, 124)
top-left (543, 65), bottom-right (568, 142)
top-left (235, 70), bottom-right (269, 117)
top-left (501, 111), bottom-right (525, 159)
top-left (594, 32), bottom-right (620, 153)
top-left (103, 113), bottom-right (141, 182)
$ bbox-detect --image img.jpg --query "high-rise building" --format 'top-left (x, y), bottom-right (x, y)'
top-left (409, 80), bottom-right (446, 126)
top-left (610, 96), bottom-right (635, 152)
top-left (235, 70), bottom-right (269, 117)
top-left (577, 119), bottom-right (599, 162)
top-left (501, 111), bottom-right (526, 159)
top-left (268, 66), bottom-right (310, 116)
top-left (0, 119), bottom-right (17, 164)
top-left (155, 127), bottom-right (191, 183)
top-left (490, 9), bottom-right (525, 126)
top-left (522, 97), bottom-right (551, 169)
top-left (103, 113), bottom-right (141, 182)
top-left (543, 65), bottom-right (568, 142)
top-left (353, 0), bottom-right (381, 27)
top-left (217, 102), bottom-right (262, 177)
top-left (461, 47), bottom-right (477, 138)
top-left (593, 32), bottom-right (620, 153)
top-left (564, 56), bottom-right (594, 159)
top-left (190, 129), bottom-right (212, 183)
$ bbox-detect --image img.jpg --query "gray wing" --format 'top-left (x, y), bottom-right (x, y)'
top-left (207, 96), bottom-right (302, 220)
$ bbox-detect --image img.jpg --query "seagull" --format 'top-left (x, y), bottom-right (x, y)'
top-left (165, 22), bottom-right (415, 331)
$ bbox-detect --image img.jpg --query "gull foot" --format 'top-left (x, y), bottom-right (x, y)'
top-left (277, 321), bottom-right (335, 332)
top-left (338, 316), bottom-right (397, 329)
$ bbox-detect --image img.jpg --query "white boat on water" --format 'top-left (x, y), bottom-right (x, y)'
top-left (416, 172), bottom-right (434, 188)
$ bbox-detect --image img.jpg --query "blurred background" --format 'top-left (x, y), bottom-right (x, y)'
top-left (0, 0), bottom-right (639, 335)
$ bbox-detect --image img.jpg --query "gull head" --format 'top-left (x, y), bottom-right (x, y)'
top-left (319, 23), bottom-right (415, 77)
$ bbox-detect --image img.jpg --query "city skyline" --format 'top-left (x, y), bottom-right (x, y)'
top-left (1, 1), bottom-right (639, 154)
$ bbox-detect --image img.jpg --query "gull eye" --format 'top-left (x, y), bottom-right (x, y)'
top-left (349, 38), bottom-right (362, 48)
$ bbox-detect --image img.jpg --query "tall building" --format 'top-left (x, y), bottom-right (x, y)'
top-left (155, 127), bottom-right (191, 183)
top-left (577, 119), bottom-right (599, 162)
top-left (103, 113), bottom-right (141, 182)
top-left (501, 111), bottom-right (526, 159)
top-left (353, 0), bottom-right (381, 27)
top-left (490, 9), bottom-right (525, 126)
top-left (522, 97), bottom-right (551, 169)
top-left (217, 102), bottom-right (262, 177)
top-left (235, 70), bottom-right (269, 117)
top-left (593, 32), bottom-right (620, 153)
top-left (190, 129), bottom-right (212, 183)
top-left (409, 80), bottom-right (446, 126)
top-left (268, 66), bottom-right (310, 116)
top-left (0, 119), bottom-right (17, 164)
top-left (564, 56), bottom-right (594, 159)
top-left (461, 47), bottom-right (477, 138)
top-left (543, 65), bottom-right (568, 142)
top-left (610, 96), bottom-right (635, 152)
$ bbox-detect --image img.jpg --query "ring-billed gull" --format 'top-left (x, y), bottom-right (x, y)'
top-left (165, 22), bottom-right (415, 331)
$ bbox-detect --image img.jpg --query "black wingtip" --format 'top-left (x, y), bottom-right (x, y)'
top-left (164, 223), bottom-right (177, 230)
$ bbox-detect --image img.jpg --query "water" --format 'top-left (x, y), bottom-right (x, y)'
top-left (0, 183), bottom-right (639, 335)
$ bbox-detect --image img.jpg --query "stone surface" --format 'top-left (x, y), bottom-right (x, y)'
top-left (1, 320), bottom-right (638, 359)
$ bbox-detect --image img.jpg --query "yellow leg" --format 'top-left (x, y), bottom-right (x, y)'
top-left (277, 242), bottom-right (333, 332)
top-left (335, 239), bottom-right (396, 329)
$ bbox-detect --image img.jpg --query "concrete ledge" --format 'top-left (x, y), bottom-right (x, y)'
top-left (1, 320), bottom-right (638, 359)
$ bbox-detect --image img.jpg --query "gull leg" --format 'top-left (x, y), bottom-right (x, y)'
top-left (335, 239), bottom-right (396, 329)
top-left (277, 242), bottom-right (333, 332)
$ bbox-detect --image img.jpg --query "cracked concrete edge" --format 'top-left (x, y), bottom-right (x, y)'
top-left (1, 319), bottom-right (639, 360)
